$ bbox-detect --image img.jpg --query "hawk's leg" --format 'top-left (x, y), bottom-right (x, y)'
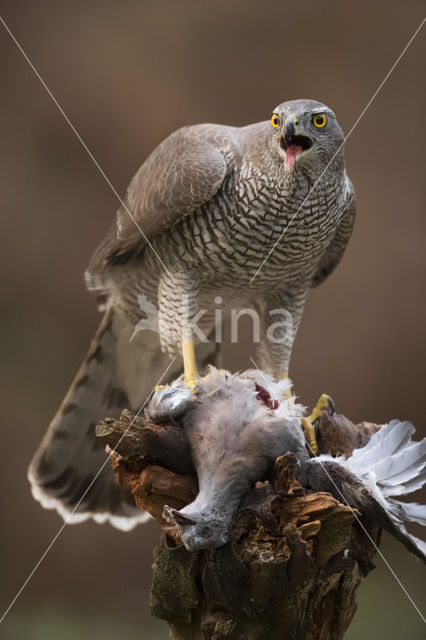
top-left (257, 290), bottom-right (305, 393)
top-left (157, 271), bottom-right (201, 391)
top-left (182, 339), bottom-right (199, 390)
top-left (301, 394), bottom-right (333, 455)
top-left (154, 340), bottom-right (199, 393)
top-left (257, 290), bottom-right (322, 453)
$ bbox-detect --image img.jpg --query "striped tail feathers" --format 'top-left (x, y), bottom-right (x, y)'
top-left (28, 310), bottom-right (157, 530)
top-left (28, 308), bottom-right (221, 530)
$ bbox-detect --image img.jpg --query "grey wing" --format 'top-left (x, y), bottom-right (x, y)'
top-left (88, 124), bottom-right (229, 272)
top-left (304, 452), bottom-right (426, 562)
top-left (311, 176), bottom-right (356, 287)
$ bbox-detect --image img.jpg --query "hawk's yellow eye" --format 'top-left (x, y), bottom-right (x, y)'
top-left (271, 114), bottom-right (279, 128)
top-left (313, 113), bottom-right (327, 128)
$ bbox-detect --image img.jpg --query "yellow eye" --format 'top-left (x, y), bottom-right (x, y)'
top-left (271, 113), bottom-right (280, 128)
top-left (313, 113), bottom-right (327, 128)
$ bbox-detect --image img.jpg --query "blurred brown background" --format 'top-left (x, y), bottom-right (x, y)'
top-left (0, 1), bottom-right (425, 638)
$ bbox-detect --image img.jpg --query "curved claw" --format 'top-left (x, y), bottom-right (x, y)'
top-left (301, 393), bottom-right (334, 455)
top-left (301, 416), bottom-right (319, 455)
top-left (310, 393), bottom-right (334, 422)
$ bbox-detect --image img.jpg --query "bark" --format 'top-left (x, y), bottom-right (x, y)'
top-left (96, 404), bottom-right (380, 640)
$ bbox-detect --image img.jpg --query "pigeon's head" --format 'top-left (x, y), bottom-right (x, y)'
top-left (163, 506), bottom-right (230, 551)
top-left (270, 99), bottom-right (344, 170)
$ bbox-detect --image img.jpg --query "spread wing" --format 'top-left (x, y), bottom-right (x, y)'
top-left (88, 124), bottom-right (229, 273)
top-left (306, 457), bottom-right (426, 563)
top-left (311, 175), bottom-right (356, 287)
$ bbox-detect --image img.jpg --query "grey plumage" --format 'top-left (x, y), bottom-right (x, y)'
top-left (145, 378), bottom-right (192, 422)
top-left (29, 99), bottom-right (356, 527)
top-left (161, 369), bottom-right (306, 550)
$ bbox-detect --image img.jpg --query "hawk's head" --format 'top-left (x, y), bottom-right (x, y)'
top-left (270, 99), bottom-right (344, 170)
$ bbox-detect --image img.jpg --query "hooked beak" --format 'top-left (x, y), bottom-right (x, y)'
top-left (279, 114), bottom-right (314, 168)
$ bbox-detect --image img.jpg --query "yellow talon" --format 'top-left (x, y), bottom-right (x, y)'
top-left (309, 393), bottom-right (331, 423)
top-left (301, 417), bottom-right (319, 455)
top-left (185, 376), bottom-right (199, 392)
top-left (301, 394), bottom-right (332, 455)
top-left (155, 384), bottom-right (167, 393)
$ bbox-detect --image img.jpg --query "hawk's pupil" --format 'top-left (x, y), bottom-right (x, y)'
top-left (316, 116), bottom-right (323, 125)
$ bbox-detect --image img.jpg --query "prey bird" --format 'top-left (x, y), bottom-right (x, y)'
top-left (159, 369), bottom-right (426, 559)
top-left (29, 99), bottom-right (356, 528)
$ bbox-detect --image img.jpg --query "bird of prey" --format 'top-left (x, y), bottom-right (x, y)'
top-left (160, 369), bottom-right (426, 560)
top-left (29, 99), bottom-right (356, 528)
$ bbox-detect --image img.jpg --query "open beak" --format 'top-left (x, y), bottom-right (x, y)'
top-left (279, 115), bottom-right (314, 168)
top-left (163, 505), bottom-right (197, 526)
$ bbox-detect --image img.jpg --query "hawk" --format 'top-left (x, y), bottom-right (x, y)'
top-left (29, 99), bottom-right (356, 528)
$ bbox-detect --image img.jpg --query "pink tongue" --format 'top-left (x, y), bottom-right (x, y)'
top-left (285, 145), bottom-right (303, 169)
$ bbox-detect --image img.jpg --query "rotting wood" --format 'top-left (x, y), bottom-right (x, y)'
top-left (96, 405), bottom-right (380, 639)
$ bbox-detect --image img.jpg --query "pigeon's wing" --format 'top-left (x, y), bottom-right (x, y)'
top-left (348, 420), bottom-right (415, 471)
top-left (311, 175), bottom-right (356, 287)
top-left (88, 124), bottom-right (229, 273)
top-left (347, 420), bottom-right (426, 496)
top-left (306, 457), bottom-right (426, 562)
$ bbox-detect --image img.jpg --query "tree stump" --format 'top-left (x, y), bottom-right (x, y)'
top-left (96, 406), bottom-right (381, 640)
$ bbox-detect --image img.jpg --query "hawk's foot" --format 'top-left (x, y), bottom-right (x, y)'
top-left (301, 394), bottom-right (334, 455)
top-left (184, 375), bottom-right (199, 392)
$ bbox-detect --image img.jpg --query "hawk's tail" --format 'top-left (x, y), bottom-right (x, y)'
top-left (27, 309), bottom-right (181, 530)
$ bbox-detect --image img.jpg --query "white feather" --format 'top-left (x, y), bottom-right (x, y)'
top-left (242, 368), bottom-right (293, 400)
top-left (371, 439), bottom-right (426, 486)
top-left (381, 473), bottom-right (426, 497)
top-left (388, 500), bottom-right (426, 526)
top-left (308, 422), bottom-right (426, 561)
top-left (28, 476), bottom-right (150, 530)
top-left (348, 420), bottom-right (415, 471)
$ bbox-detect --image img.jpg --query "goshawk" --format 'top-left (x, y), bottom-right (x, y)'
top-left (29, 99), bottom-right (356, 527)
